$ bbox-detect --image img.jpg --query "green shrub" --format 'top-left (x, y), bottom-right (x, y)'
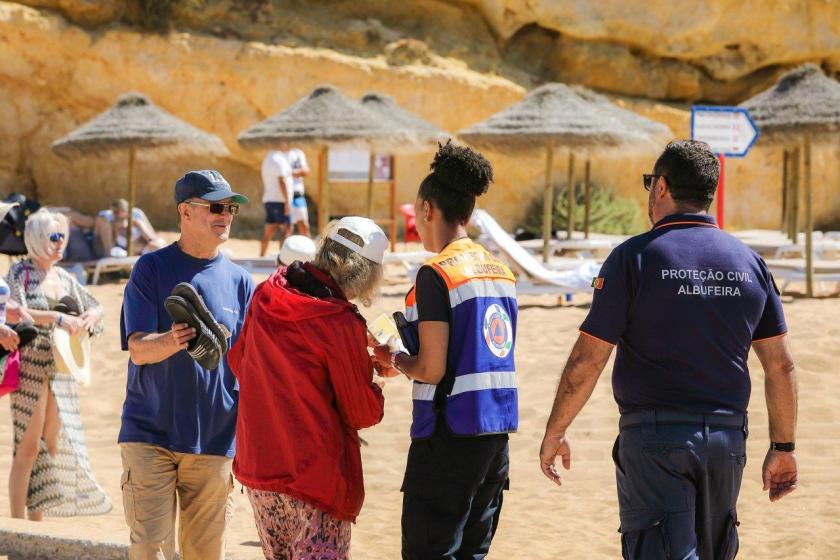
top-left (520, 182), bottom-right (646, 236)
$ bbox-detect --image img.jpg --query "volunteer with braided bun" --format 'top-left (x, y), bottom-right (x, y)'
top-left (373, 141), bottom-right (519, 559)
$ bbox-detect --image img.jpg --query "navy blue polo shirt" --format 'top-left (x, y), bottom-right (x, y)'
top-left (580, 213), bottom-right (787, 415)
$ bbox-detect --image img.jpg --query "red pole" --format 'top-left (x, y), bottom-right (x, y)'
top-left (716, 154), bottom-right (726, 229)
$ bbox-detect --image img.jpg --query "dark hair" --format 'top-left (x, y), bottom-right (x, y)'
top-left (653, 140), bottom-right (720, 209)
top-left (418, 140), bottom-right (493, 224)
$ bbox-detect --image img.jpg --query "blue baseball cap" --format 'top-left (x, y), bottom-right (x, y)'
top-left (174, 170), bottom-right (249, 205)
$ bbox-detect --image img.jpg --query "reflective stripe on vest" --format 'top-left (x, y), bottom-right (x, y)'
top-left (407, 238), bottom-right (518, 439)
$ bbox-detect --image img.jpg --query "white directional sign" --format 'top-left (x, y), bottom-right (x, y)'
top-left (690, 106), bottom-right (759, 157)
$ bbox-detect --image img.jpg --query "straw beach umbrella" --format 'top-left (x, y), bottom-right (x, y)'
top-left (238, 85), bottom-right (391, 232)
top-left (52, 92), bottom-right (228, 256)
top-left (460, 83), bottom-right (670, 261)
top-left (361, 92), bottom-right (448, 150)
top-left (360, 92), bottom-right (449, 229)
top-left (741, 64), bottom-right (840, 296)
top-left (572, 86), bottom-right (671, 238)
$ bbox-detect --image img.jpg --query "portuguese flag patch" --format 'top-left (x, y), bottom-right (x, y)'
top-left (591, 277), bottom-right (605, 289)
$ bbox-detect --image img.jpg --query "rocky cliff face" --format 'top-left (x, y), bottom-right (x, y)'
top-left (16, 0), bottom-right (840, 102)
top-left (1, 1), bottom-right (839, 234)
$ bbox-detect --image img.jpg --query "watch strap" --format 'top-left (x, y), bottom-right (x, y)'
top-left (770, 441), bottom-right (795, 452)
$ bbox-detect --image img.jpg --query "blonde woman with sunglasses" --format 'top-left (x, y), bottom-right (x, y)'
top-left (6, 208), bottom-right (110, 520)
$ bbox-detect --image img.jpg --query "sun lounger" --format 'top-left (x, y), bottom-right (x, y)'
top-left (771, 241), bottom-right (840, 260)
top-left (59, 256), bottom-right (140, 285)
top-left (470, 209), bottom-right (602, 295)
top-left (765, 258), bottom-right (840, 295)
top-left (231, 257), bottom-right (277, 275)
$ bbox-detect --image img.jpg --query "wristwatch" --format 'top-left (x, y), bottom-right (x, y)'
top-left (770, 442), bottom-right (795, 452)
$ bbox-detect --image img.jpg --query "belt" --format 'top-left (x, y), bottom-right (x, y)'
top-left (619, 410), bottom-right (747, 432)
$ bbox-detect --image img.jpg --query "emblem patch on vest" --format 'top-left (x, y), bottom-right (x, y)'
top-left (483, 304), bottom-right (513, 358)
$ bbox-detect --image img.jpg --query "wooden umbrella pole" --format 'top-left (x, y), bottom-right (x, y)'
top-left (318, 146), bottom-right (329, 233)
top-left (583, 159), bottom-right (591, 239)
top-left (566, 152), bottom-right (575, 240)
top-left (126, 146), bottom-right (136, 258)
top-left (542, 143), bottom-right (555, 263)
top-left (781, 149), bottom-right (789, 234)
top-left (389, 157), bottom-right (397, 252)
top-left (790, 146), bottom-right (800, 242)
top-left (317, 148), bottom-right (323, 233)
top-left (803, 134), bottom-right (813, 298)
top-left (366, 151), bottom-right (376, 218)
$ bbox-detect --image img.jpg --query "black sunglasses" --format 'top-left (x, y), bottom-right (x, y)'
top-left (643, 174), bottom-right (667, 192)
top-left (188, 201), bottom-right (240, 215)
top-left (48, 232), bottom-right (66, 243)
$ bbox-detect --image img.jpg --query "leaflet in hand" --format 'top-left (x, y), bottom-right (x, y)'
top-left (369, 313), bottom-right (408, 353)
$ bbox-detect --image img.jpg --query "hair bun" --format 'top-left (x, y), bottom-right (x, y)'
top-left (429, 140), bottom-right (493, 197)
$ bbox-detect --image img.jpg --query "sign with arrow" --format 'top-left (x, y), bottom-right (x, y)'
top-left (690, 106), bottom-right (759, 157)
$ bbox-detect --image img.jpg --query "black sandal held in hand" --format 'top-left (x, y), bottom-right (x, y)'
top-left (54, 295), bottom-right (81, 316)
top-left (164, 294), bottom-right (223, 370)
top-left (170, 283), bottom-right (231, 353)
top-left (0, 322), bottom-right (38, 359)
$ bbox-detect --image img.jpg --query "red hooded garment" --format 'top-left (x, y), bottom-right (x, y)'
top-left (228, 263), bottom-right (384, 522)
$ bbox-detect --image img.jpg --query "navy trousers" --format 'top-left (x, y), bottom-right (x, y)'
top-left (614, 411), bottom-right (747, 560)
top-left (401, 428), bottom-right (509, 560)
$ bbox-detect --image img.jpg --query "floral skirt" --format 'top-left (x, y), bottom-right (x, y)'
top-left (247, 488), bottom-right (351, 560)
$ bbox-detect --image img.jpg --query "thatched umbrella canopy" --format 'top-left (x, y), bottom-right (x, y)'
top-left (361, 92), bottom-right (449, 150)
top-left (571, 86), bottom-right (671, 238)
top-left (238, 86), bottom-right (392, 232)
top-left (359, 92), bottom-right (449, 225)
top-left (460, 83), bottom-right (670, 259)
top-left (52, 92), bottom-right (229, 256)
top-left (740, 64), bottom-right (840, 296)
top-left (741, 64), bottom-right (840, 142)
top-left (572, 86), bottom-right (672, 140)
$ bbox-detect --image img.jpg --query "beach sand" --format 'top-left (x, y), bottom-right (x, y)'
top-left (0, 237), bottom-right (836, 559)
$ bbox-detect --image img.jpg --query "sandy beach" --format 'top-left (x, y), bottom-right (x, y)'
top-left (0, 236), bottom-right (836, 559)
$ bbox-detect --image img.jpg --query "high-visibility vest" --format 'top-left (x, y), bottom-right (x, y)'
top-left (405, 238), bottom-right (518, 439)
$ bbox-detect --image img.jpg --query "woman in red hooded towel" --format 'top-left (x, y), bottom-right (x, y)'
top-left (228, 217), bottom-right (390, 559)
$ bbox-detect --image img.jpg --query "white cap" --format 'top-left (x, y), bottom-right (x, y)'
top-left (327, 217), bottom-right (389, 264)
top-left (0, 201), bottom-right (19, 223)
top-left (279, 235), bottom-right (317, 266)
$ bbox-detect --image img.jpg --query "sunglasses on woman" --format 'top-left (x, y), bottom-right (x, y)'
top-left (48, 232), bottom-right (66, 243)
top-left (188, 201), bottom-right (240, 216)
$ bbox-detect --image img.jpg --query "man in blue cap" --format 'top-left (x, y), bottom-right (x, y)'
top-left (118, 170), bottom-right (256, 560)
top-left (539, 141), bottom-right (798, 559)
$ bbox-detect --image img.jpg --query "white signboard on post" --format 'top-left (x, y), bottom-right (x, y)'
top-left (328, 149), bottom-right (392, 181)
top-left (690, 106), bottom-right (759, 157)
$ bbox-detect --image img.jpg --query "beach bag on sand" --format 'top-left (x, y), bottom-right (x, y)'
top-left (0, 350), bottom-right (21, 396)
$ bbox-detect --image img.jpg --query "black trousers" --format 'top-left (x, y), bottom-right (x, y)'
top-left (614, 411), bottom-right (748, 560)
top-left (401, 428), bottom-right (509, 560)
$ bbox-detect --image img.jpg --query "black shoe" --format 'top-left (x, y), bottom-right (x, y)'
top-left (164, 295), bottom-right (223, 370)
top-left (0, 321), bottom-right (39, 358)
top-left (170, 283), bottom-right (230, 353)
top-left (54, 295), bottom-right (81, 316)
top-left (14, 322), bottom-right (37, 348)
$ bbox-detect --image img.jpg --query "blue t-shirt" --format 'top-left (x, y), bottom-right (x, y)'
top-left (580, 213), bottom-right (787, 415)
top-left (118, 243), bottom-right (255, 457)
